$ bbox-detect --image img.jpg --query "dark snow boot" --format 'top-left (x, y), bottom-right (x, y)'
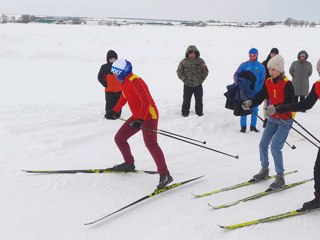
top-left (269, 174), bottom-right (285, 189)
top-left (157, 173), bottom-right (173, 189)
top-left (253, 168), bottom-right (269, 181)
top-left (302, 195), bottom-right (320, 210)
top-left (250, 126), bottom-right (259, 132)
top-left (109, 162), bottom-right (135, 171)
top-left (240, 126), bottom-right (246, 133)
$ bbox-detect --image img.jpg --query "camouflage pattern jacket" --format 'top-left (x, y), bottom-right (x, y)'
top-left (177, 45), bottom-right (209, 87)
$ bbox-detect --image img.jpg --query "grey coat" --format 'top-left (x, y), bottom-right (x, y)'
top-left (289, 50), bottom-right (313, 96)
top-left (177, 45), bottom-right (209, 87)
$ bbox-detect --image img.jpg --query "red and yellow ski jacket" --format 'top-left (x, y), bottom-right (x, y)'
top-left (265, 77), bottom-right (294, 120)
top-left (252, 76), bottom-right (295, 120)
top-left (113, 73), bottom-right (158, 120)
top-left (315, 80), bottom-right (320, 99)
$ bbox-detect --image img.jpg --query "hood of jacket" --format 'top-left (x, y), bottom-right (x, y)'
top-left (297, 50), bottom-right (309, 60)
top-left (185, 45), bottom-right (200, 58)
top-left (106, 50), bottom-right (118, 63)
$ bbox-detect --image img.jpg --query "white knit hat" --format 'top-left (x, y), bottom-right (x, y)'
top-left (317, 59), bottom-right (320, 73)
top-left (111, 59), bottom-right (127, 75)
top-left (267, 54), bottom-right (284, 73)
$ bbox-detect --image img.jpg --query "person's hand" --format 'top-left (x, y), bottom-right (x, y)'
top-left (130, 119), bottom-right (143, 129)
top-left (265, 105), bottom-right (276, 117)
top-left (105, 110), bottom-right (119, 120)
top-left (241, 100), bottom-right (252, 110)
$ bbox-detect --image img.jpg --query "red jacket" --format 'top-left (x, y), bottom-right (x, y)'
top-left (265, 77), bottom-right (294, 120)
top-left (315, 80), bottom-right (320, 99)
top-left (113, 73), bottom-right (159, 120)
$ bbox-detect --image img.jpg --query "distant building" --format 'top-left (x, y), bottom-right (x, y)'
top-left (33, 18), bottom-right (57, 24)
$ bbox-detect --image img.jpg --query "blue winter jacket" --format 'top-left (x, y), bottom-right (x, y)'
top-left (234, 60), bottom-right (266, 94)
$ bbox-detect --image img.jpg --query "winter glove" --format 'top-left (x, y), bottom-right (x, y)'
top-left (265, 105), bottom-right (276, 117)
top-left (105, 110), bottom-right (119, 120)
top-left (275, 104), bottom-right (286, 114)
top-left (130, 119), bottom-right (144, 129)
top-left (241, 100), bottom-right (252, 110)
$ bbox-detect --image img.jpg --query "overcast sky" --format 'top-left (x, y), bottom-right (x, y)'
top-left (1, 0), bottom-right (319, 22)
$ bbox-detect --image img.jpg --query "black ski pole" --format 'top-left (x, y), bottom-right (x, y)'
top-left (157, 129), bottom-right (206, 144)
top-left (285, 141), bottom-right (296, 149)
top-left (141, 126), bottom-right (239, 159)
top-left (275, 116), bottom-right (319, 149)
top-left (250, 110), bottom-right (296, 150)
top-left (286, 113), bottom-right (320, 144)
top-left (118, 118), bottom-right (206, 144)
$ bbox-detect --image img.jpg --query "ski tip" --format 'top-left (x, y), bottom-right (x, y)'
top-left (208, 203), bottom-right (219, 209)
top-left (191, 192), bottom-right (201, 198)
top-left (217, 224), bottom-right (226, 229)
top-left (187, 175), bottom-right (205, 182)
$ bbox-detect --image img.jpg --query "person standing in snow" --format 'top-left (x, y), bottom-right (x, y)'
top-left (242, 55), bottom-right (294, 189)
top-left (265, 59), bottom-right (320, 210)
top-left (105, 59), bottom-right (173, 189)
top-left (97, 50), bottom-right (122, 118)
top-left (177, 45), bottom-right (209, 117)
top-left (261, 48), bottom-right (279, 128)
top-left (234, 48), bottom-right (266, 133)
top-left (289, 50), bottom-right (313, 106)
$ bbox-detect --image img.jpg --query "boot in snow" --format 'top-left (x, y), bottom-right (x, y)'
top-left (253, 168), bottom-right (269, 180)
top-left (157, 173), bottom-right (173, 189)
top-left (269, 174), bottom-right (285, 189)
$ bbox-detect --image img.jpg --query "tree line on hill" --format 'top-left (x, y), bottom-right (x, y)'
top-left (0, 14), bottom-right (318, 28)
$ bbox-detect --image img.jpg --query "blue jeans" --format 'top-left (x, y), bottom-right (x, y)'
top-left (259, 117), bottom-right (293, 175)
top-left (240, 106), bottom-right (258, 127)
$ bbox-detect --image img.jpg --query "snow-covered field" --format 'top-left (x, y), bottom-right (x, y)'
top-left (1, 23), bottom-right (320, 240)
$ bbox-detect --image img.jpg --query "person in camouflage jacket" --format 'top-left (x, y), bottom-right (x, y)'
top-left (177, 45), bottom-right (209, 117)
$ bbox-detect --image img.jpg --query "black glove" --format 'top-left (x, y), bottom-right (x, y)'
top-left (105, 110), bottom-right (119, 120)
top-left (130, 119), bottom-right (143, 129)
top-left (275, 104), bottom-right (286, 114)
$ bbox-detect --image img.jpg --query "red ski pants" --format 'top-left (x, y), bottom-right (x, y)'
top-left (114, 116), bottom-right (169, 174)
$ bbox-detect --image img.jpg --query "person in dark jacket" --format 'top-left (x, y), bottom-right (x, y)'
top-left (261, 48), bottom-right (279, 128)
top-left (289, 50), bottom-right (313, 104)
top-left (262, 48), bottom-right (279, 79)
top-left (265, 58), bottom-right (320, 210)
top-left (177, 45), bottom-right (209, 117)
top-left (242, 55), bottom-right (295, 189)
top-left (97, 50), bottom-right (122, 118)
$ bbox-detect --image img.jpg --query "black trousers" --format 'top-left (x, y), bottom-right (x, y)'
top-left (314, 148), bottom-right (320, 193)
top-left (182, 84), bottom-right (203, 115)
top-left (105, 91), bottom-right (122, 117)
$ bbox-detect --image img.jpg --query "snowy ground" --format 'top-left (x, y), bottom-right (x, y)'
top-left (0, 23), bottom-right (320, 240)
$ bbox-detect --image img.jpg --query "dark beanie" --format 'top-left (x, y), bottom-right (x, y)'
top-left (270, 48), bottom-right (279, 54)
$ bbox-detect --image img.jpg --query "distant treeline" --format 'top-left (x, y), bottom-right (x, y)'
top-left (0, 14), bottom-right (84, 24)
top-left (0, 14), bottom-right (318, 28)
